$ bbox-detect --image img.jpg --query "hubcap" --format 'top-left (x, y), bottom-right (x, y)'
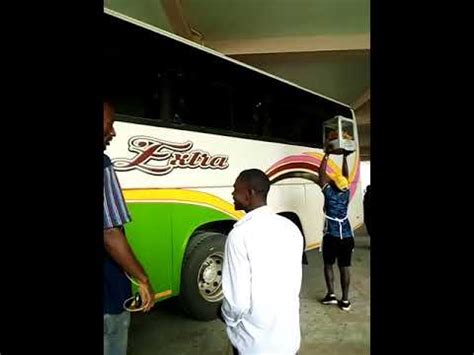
top-left (197, 252), bottom-right (224, 302)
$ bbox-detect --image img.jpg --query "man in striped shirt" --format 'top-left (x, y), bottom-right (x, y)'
top-left (103, 101), bottom-right (154, 355)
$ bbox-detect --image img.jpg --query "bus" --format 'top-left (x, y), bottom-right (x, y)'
top-left (104, 8), bottom-right (363, 320)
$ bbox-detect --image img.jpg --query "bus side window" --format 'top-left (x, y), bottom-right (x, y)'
top-left (252, 100), bottom-right (272, 138)
top-left (232, 94), bottom-right (255, 136)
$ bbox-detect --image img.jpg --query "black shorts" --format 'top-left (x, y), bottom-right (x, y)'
top-left (322, 234), bottom-right (355, 267)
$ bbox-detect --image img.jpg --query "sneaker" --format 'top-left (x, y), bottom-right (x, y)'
top-left (321, 294), bottom-right (338, 305)
top-left (339, 300), bottom-right (351, 311)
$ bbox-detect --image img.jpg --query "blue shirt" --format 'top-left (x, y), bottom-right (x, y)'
top-left (104, 154), bottom-right (132, 315)
top-left (322, 183), bottom-right (353, 238)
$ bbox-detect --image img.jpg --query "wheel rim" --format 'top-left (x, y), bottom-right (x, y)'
top-left (197, 252), bottom-right (224, 302)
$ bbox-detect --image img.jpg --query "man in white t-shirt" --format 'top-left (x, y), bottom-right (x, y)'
top-left (221, 169), bottom-right (304, 355)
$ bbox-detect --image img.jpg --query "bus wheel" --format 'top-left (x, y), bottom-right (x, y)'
top-left (179, 231), bottom-right (226, 320)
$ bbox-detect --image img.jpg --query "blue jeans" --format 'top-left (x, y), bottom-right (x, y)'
top-left (104, 311), bottom-right (131, 355)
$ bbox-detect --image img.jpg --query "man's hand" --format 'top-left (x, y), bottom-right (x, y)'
top-left (325, 143), bottom-right (350, 156)
top-left (327, 147), bottom-right (345, 155)
top-left (324, 144), bottom-right (334, 154)
top-left (104, 228), bottom-right (155, 312)
top-left (138, 280), bottom-right (155, 312)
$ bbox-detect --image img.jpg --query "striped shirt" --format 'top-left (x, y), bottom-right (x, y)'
top-left (104, 154), bottom-right (131, 229)
top-left (103, 154), bottom-right (132, 314)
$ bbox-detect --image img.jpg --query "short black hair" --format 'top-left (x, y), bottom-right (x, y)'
top-left (238, 169), bottom-right (271, 197)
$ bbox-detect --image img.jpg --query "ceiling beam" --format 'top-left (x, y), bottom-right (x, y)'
top-left (205, 33), bottom-right (370, 55)
top-left (355, 103), bottom-right (370, 125)
top-left (351, 88), bottom-right (370, 110)
top-left (359, 146), bottom-right (370, 161)
top-left (160, 0), bottom-right (202, 42)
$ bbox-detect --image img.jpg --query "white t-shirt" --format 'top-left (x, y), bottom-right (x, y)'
top-left (222, 206), bottom-right (304, 355)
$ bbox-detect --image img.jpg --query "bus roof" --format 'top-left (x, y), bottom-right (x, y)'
top-left (104, 8), bottom-right (351, 110)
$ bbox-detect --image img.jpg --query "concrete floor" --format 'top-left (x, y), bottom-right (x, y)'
top-left (128, 229), bottom-right (370, 355)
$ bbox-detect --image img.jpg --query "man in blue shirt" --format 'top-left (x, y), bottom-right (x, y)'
top-left (317, 146), bottom-right (355, 311)
top-left (103, 100), bottom-right (154, 355)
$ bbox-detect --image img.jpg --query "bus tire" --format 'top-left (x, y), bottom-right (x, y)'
top-left (179, 231), bottom-right (226, 321)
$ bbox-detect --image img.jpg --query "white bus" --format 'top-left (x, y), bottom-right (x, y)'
top-left (104, 8), bottom-right (363, 320)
